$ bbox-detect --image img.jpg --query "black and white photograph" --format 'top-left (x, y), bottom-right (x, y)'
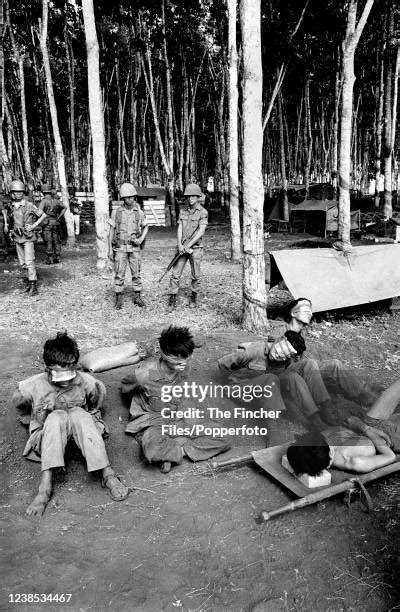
top-left (1, 0), bottom-right (400, 610)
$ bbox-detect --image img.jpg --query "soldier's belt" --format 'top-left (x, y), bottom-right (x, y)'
top-left (117, 238), bottom-right (139, 245)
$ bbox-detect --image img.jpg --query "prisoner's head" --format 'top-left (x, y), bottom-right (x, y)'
top-left (43, 332), bottom-right (79, 386)
top-left (159, 325), bottom-right (195, 371)
top-left (286, 432), bottom-right (331, 476)
top-left (283, 298), bottom-right (313, 325)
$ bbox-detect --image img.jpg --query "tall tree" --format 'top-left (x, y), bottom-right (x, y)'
top-left (64, 23), bottom-right (79, 188)
top-left (227, 0), bottom-right (241, 261)
top-left (81, 0), bottom-right (109, 269)
top-left (382, 1), bottom-right (397, 218)
top-left (38, 0), bottom-right (73, 239)
top-left (5, 0), bottom-right (33, 187)
top-left (161, 0), bottom-right (176, 224)
top-left (240, 0), bottom-right (268, 333)
top-left (337, 0), bottom-right (374, 245)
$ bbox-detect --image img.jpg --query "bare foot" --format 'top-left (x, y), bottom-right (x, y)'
top-left (102, 473), bottom-right (129, 501)
top-left (26, 492), bottom-right (51, 517)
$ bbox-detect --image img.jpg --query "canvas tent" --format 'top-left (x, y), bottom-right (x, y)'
top-left (290, 199), bottom-right (360, 236)
top-left (270, 244), bottom-right (400, 312)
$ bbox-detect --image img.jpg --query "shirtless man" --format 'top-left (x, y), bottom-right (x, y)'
top-left (286, 379), bottom-right (400, 474)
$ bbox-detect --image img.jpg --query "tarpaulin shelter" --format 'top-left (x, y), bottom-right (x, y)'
top-left (270, 244), bottom-right (400, 312)
top-left (290, 199), bottom-right (360, 236)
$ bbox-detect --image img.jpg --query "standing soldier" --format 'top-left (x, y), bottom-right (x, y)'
top-left (108, 182), bottom-right (149, 310)
top-left (167, 183), bottom-right (208, 312)
top-left (40, 185), bottom-right (67, 264)
top-left (9, 180), bottom-right (47, 295)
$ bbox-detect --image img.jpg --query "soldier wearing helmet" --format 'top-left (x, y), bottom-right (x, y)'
top-left (9, 179), bottom-right (47, 296)
top-left (167, 182), bottom-right (208, 312)
top-left (108, 182), bottom-right (149, 310)
top-left (39, 184), bottom-right (67, 264)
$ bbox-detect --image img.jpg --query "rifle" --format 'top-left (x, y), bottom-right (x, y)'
top-left (158, 227), bottom-right (199, 283)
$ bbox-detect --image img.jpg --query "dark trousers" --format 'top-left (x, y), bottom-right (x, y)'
top-left (43, 224), bottom-right (61, 257)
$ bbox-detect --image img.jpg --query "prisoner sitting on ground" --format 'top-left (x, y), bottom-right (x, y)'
top-left (286, 379), bottom-right (400, 475)
top-left (218, 298), bottom-right (379, 429)
top-left (120, 325), bottom-right (230, 473)
top-left (12, 332), bottom-right (129, 517)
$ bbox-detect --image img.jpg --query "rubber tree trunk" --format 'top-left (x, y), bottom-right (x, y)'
top-left (338, 0), bottom-right (374, 245)
top-left (303, 77), bottom-right (312, 198)
top-left (240, 0), bottom-right (268, 333)
top-left (64, 29), bottom-right (79, 188)
top-left (161, 0), bottom-right (176, 225)
top-left (5, 0), bottom-right (33, 188)
top-left (39, 0), bottom-right (74, 241)
top-left (82, 0), bottom-right (109, 269)
top-left (374, 45), bottom-right (384, 208)
top-left (332, 48), bottom-right (341, 193)
top-left (383, 4), bottom-right (395, 218)
top-left (227, 0), bottom-right (241, 260)
top-left (278, 90), bottom-right (289, 221)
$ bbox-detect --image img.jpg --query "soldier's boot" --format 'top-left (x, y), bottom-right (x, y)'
top-left (167, 294), bottom-right (176, 313)
top-left (45, 255), bottom-right (53, 265)
top-left (189, 292), bottom-right (197, 309)
top-left (53, 255), bottom-right (60, 264)
top-left (28, 281), bottom-right (38, 296)
top-left (22, 277), bottom-right (30, 292)
top-left (133, 292), bottom-right (146, 308)
top-left (115, 293), bottom-right (123, 310)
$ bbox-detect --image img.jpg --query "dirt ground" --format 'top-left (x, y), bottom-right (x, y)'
top-left (1, 225), bottom-right (400, 612)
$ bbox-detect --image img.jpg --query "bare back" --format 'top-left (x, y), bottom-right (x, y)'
top-left (324, 426), bottom-right (376, 471)
top-left (323, 426), bottom-right (396, 473)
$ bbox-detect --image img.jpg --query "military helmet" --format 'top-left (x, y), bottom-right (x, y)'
top-left (119, 183), bottom-right (137, 198)
top-left (10, 179), bottom-right (26, 192)
top-left (41, 184), bottom-right (52, 193)
top-left (184, 183), bottom-right (203, 197)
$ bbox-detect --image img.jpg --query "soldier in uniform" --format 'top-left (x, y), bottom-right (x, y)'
top-left (40, 185), bottom-right (67, 264)
top-left (108, 182), bottom-right (149, 310)
top-left (9, 180), bottom-right (47, 295)
top-left (167, 183), bottom-right (208, 312)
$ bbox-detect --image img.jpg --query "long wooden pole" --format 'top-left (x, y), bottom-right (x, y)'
top-left (259, 461), bottom-right (400, 522)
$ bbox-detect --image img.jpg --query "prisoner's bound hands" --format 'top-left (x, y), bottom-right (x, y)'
top-left (269, 337), bottom-right (297, 362)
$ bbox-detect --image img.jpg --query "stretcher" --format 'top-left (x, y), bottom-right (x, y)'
top-left (210, 444), bottom-right (400, 522)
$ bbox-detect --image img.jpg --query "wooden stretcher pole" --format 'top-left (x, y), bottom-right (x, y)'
top-left (210, 453), bottom-right (254, 470)
top-left (259, 461), bottom-right (400, 522)
top-left (259, 480), bottom-right (356, 522)
top-left (357, 461), bottom-right (400, 484)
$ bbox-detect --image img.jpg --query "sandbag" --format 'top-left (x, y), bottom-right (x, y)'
top-left (80, 341), bottom-right (140, 373)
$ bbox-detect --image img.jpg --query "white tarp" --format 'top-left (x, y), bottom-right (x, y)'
top-left (270, 244), bottom-right (400, 312)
